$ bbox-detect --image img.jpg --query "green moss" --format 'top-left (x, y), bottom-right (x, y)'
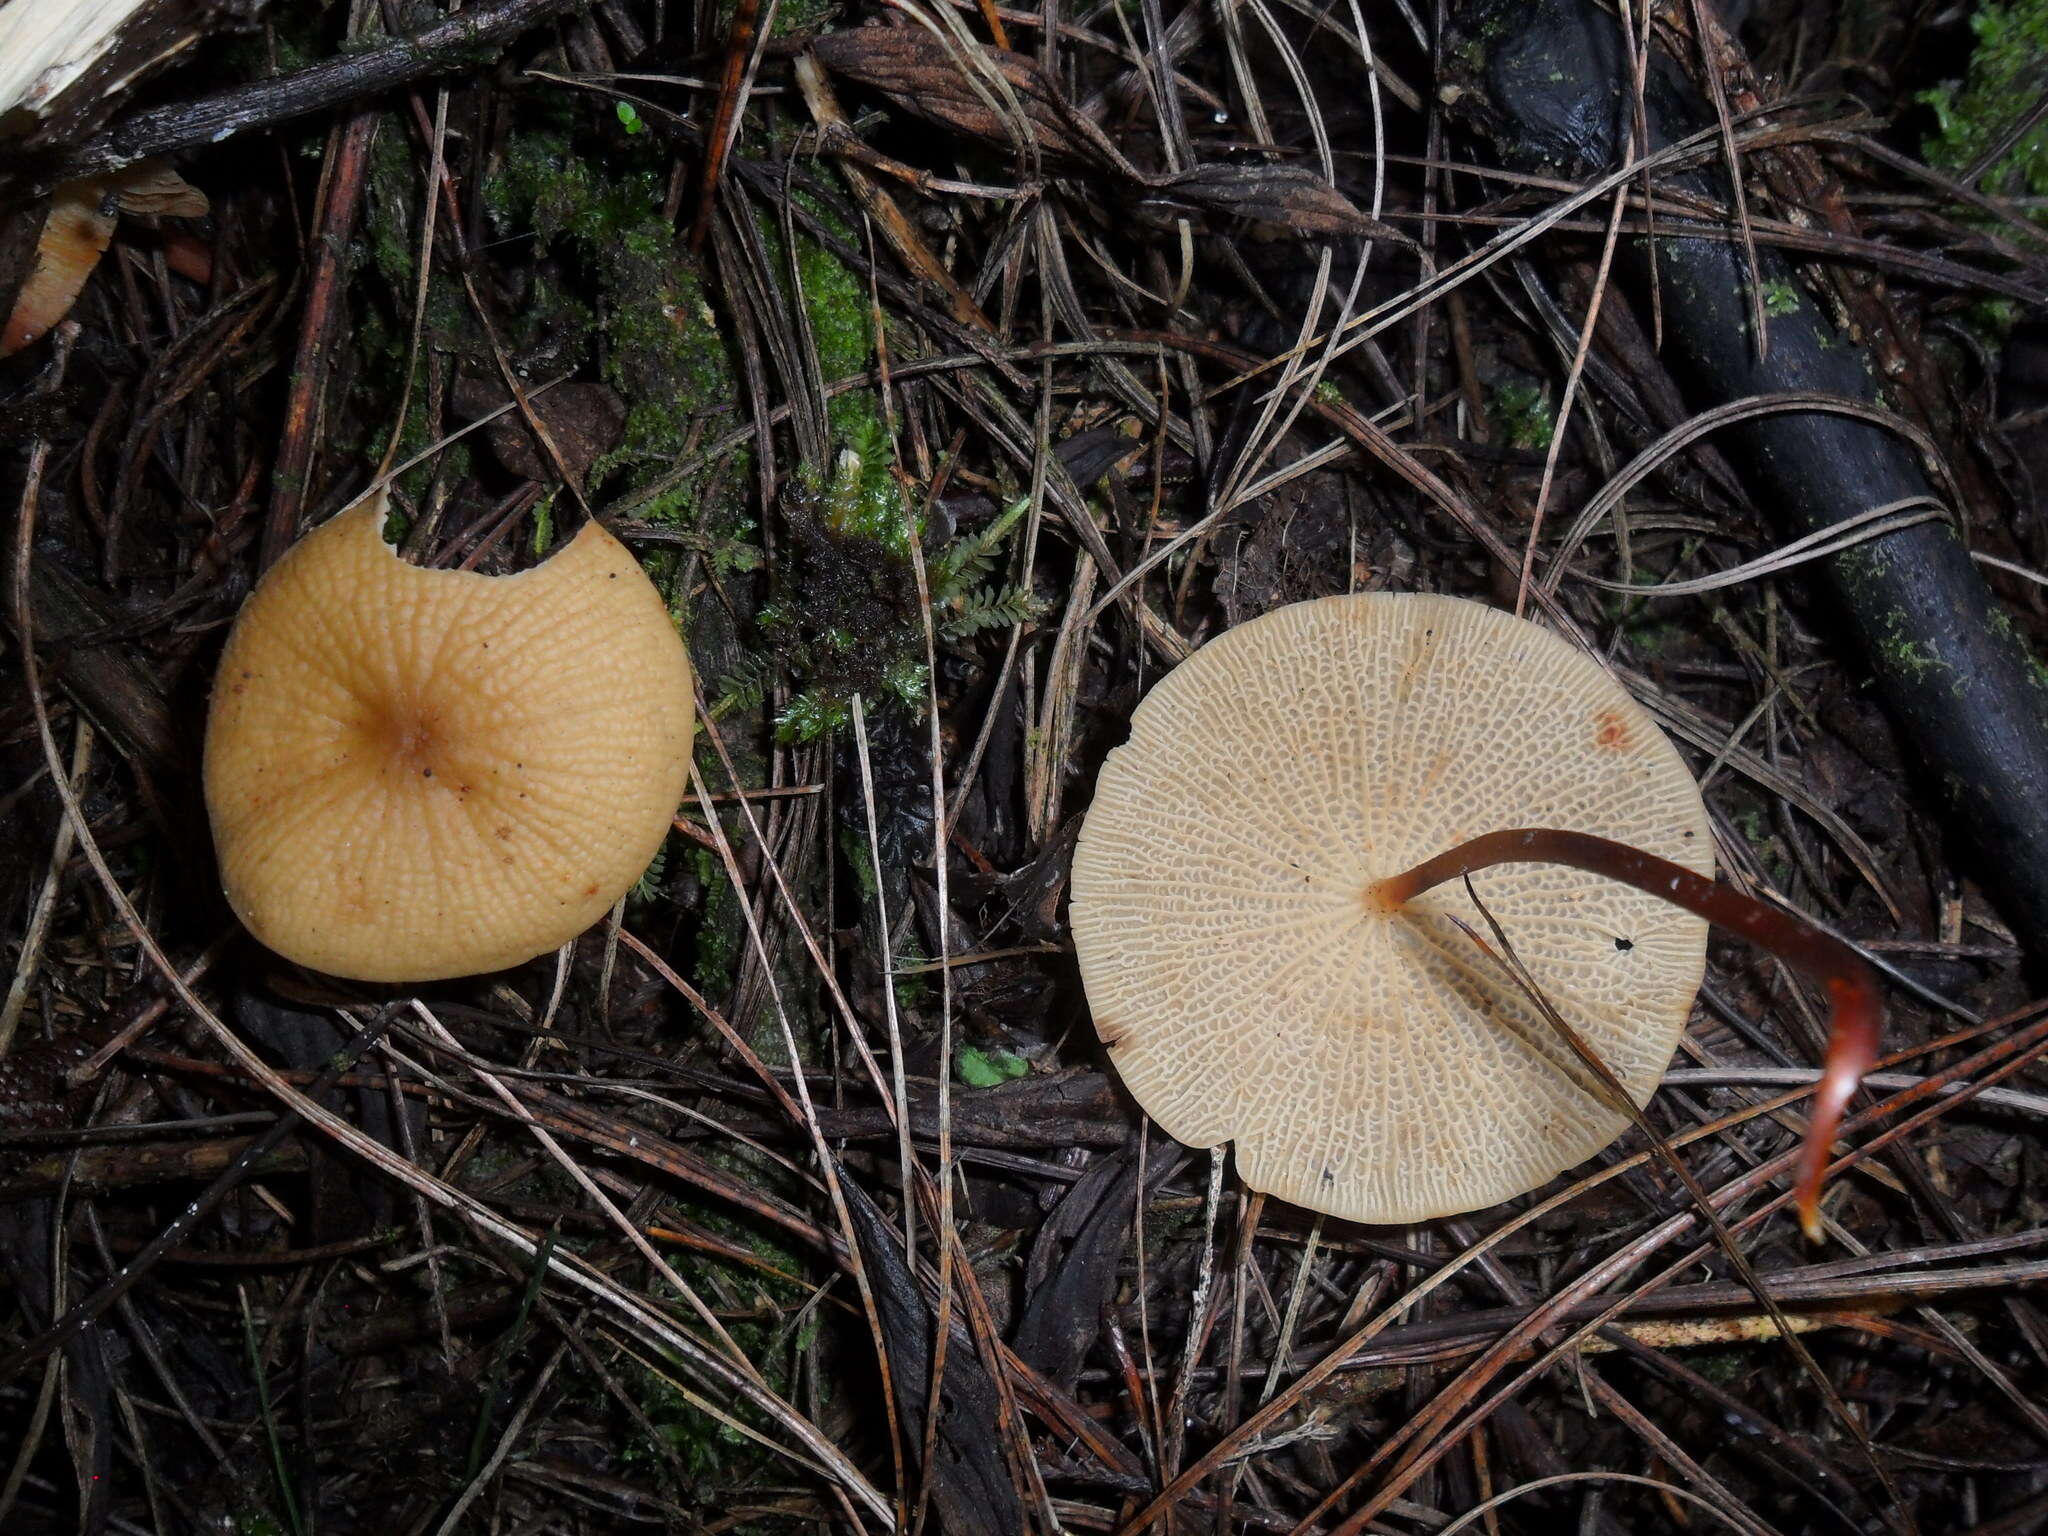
top-left (1689, 1349), bottom-right (1749, 1386)
top-left (1600, 558), bottom-right (1694, 653)
top-left (1989, 607), bottom-right (2048, 692)
top-left (356, 365), bottom-right (474, 505)
top-left (364, 127), bottom-right (421, 295)
top-left (1962, 301), bottom-right (2019, 349)
top-left (614, 1200), bottom-right (817, 1488)
top-left (1833, 538), bottom-right (1895, 599)
top-left (1733, 804), bottom-right (1792, 885)
top-left (1761, 279), bottom-right (1801, 317)
top-left (1919, 0), bottom-right (2048, 206)
top-left (601, 260), bottom-right (733, 470)
top-left (839, 827), bottom-right (880, 902)
top-left (818, 425), bottom-right (908, 550)
top-left (1490, 381), bottom-right (1555, 449)
top-left (758, 461), bottom-right (1040, 742)
top-left (693, 847), bottom-right (741, 995)
top-left (215, 13), bottom-right (320, 89)
top-left (485, 126), bottom-right (737, 484)
top-left (714, 0), bottom-right (840, 39)
top-left (791, 200), bottom-right (881, 449)
top-left (891, 939), bottom-right (931, 1011)
top-left (1880, 628), bottom-right (1956, 690)
top-left (488, 124), bottom-right (656, 248)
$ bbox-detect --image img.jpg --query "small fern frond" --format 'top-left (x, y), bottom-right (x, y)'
top-left (941, 584), bottom-right (1044, 642)
top-left (630, 842), bottom-right (669, 904)
top-left (714, 652), bottom-right (775, 719)
top-left (931, 495), bottom-right (1030, 603)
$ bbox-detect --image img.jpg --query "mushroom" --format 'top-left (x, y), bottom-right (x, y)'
top-left (1072, 593), bottom-right (1878, 1230)
top-left (2, 162), bottom-right (207, 358)
top-left (204, 488), bottom-right (695, 983)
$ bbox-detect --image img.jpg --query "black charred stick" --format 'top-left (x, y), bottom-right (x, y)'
top-left (18, 0), bottom-right (593, 194)
top-left (1452, 0), bottom-right (2048, 947)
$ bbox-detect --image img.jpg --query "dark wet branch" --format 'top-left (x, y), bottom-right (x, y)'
top-left (25, 0), bottom-right (591, 193)
top-left (1452, 0), bottom-right (2048, 949)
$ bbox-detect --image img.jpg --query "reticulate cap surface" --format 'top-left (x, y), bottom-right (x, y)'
top-left (1071, 593), bottom-right (1711, 1224)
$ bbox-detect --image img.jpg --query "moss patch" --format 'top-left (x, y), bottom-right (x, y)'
top-left (1919, 0), bottom-right (2048, 206)
top-left (485, 125), bottom-right (738, 505)
top-left (1490, 380), bottom-right (1555, 449)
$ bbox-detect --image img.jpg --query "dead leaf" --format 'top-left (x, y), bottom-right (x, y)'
top-left (812, 26), bottom-right (1137, 178)
top-left (453, 377), bottom-right (627, 487)
top-left (839, 1172), bottom-right (1024, 1536)
top-left (1146, 163), bottom-right (1415, 241)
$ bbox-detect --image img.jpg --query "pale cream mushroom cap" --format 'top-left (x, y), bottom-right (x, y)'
top-left (204, 490), bottom-right (695, 983)
top-left (1071, 593), bottom-right (1712, 1224)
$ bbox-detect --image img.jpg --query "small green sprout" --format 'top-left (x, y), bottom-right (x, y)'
top-left (530, 491), bottom-right (555, 554)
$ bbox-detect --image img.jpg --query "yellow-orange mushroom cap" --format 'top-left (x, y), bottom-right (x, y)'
top-left (1071, 593), bottom-right (1712, 1225)
top-left (204, 489), bottom-right (695, 982)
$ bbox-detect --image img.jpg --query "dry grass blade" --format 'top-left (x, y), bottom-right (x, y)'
top-left (1684, 0), bottom-right (1769, 362)
top-left (1515, 174), bottom-right (1632, 617)
top-left (1439, 1471), bottom-right (1766, 1534)
top-left (1544, 390), bottom-right (1962, 597)
top-left (1114, 1000), bottom-right (2048, 1532)
top-left (850, 695), bottom-right (921, 1253)
top-left (1626, 678), bottom-right (1910, 922)
top-left (403, 1001), bottom-right (768, 1376)
top-left (0, 1011), bottom-right (397, 1382)
top-left (1078, 328), bottom-right (1567, 633)
top-left (1572, 497), bottom-right (1950, 596)
top-left (683, 766), bottom-right (913, 1522)
top-left (0, 720), bottom-right (89, 1058)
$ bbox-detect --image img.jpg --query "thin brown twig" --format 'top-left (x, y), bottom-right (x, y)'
top-left (1686, 0), bottom-right (1770, 360)
top-left (1514, 173), bottom-right (1631, 618)
top-left (262, 106), bottom-right (378, 570)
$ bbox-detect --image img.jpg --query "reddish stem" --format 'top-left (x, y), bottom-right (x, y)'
top-left (1370, 828), bottom-right (1882, 1240)
top-left (689, 0), bottom-right (764, 255)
